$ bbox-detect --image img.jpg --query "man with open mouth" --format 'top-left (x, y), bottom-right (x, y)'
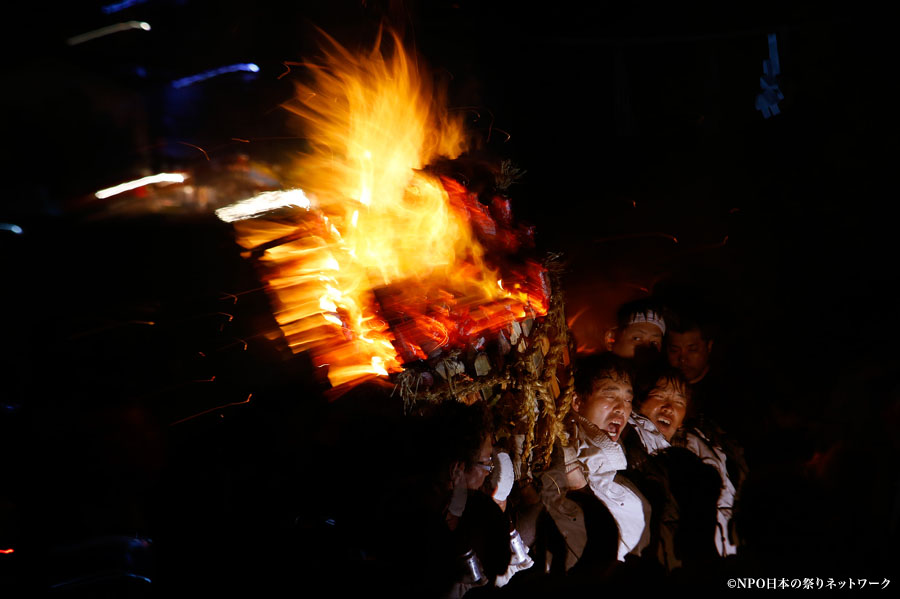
top-left (539, 352), bottom-right (651, 567)
top-left (629, 367), bottom-right (740, 558)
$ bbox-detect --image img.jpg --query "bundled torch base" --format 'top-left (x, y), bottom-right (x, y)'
top-left (392, 261), bottom-right (575, 479)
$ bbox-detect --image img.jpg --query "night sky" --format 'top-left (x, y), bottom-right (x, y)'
top-left (1, 0), bottom-right (896, 594)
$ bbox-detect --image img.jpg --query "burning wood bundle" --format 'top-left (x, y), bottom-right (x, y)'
top-left (391, 257), bottom-right (575, 477)
top-left (217, 30), bottom-right (575, 476)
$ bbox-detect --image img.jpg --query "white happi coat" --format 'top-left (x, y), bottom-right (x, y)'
top-left (628, 412), bottom-right (671, 454)
top-left (629, 413), bottom-right (739, 557)
top-left (679, 428), bottom-right (739, 556)
top-left (541, 413), bottom-right (650, 565)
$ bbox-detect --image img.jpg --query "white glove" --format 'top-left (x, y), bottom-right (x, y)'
top-left (490, 451), bottom-right (515, 502)
top-left (495, 556), bottom-right (534, 587)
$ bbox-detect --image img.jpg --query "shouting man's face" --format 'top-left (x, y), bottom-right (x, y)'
top-left (576, 373), bottom-right (633, 442)
top-left (639, 378), bottom-right (689, 441)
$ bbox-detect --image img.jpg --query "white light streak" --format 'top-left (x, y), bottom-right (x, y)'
top-left (67, 21), bottom-right (151, 46)
top-left (94, 173), bottom-right (185, 199)
top-left (215, 189), bottom-right (311, 223)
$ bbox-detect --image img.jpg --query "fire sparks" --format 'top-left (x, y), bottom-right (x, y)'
top-left (226, 30), bottom-right (548, 388)
top-left (170, 394), bottom-right (253, 426)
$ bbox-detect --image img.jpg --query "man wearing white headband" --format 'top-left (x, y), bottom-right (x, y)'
top-left (609, 299), bottom-right (667, 359)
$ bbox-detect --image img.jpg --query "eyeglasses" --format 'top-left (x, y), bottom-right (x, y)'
top-left (474, 457), bottom-right (494, 473)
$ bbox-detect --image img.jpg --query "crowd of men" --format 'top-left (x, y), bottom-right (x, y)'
top-left (324, 295), bottom-right (759, 596)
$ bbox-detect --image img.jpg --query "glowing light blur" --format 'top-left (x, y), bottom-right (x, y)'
top-left (171, 63), bottom-right (260, 89)
top-left (66, 21), bottom-right (151, 46)
top-left (215, 189), bottom-right (311, 223)
top-left (102, 0), bottom-right (149, 14)
top-left (0, 223), bottom-right (23, 234)
top-left (94, 173), bottom-right (185, 199)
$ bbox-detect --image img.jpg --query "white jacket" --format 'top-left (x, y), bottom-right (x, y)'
top-left (629, 413), bottom-right (738, 557)
top-left (629, 412), bottom-right (671, 454)
top-left (678, 428), bottom-right (738, 556)
top-left (626, 413), bottom-right (680, 570)
top-left (540, 414), bottom-right (651, 565)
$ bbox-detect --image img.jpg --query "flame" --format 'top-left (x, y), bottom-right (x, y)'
top-left (230, 30), bottom-right (547, 388)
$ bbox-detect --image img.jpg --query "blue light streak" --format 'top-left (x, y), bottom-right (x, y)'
top-left (102, 0), bottom-right (149, 15)
top-left (756, 33), bottom-right (784, 119)
top-left (171, 63), bottom-right (260, 89)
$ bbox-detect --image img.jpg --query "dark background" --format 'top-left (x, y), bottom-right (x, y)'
top-left (1, 0), bottom-right (896, 594)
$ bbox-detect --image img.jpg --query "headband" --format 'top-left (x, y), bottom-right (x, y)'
top-left (627, 310), bottom-right (666, 335)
